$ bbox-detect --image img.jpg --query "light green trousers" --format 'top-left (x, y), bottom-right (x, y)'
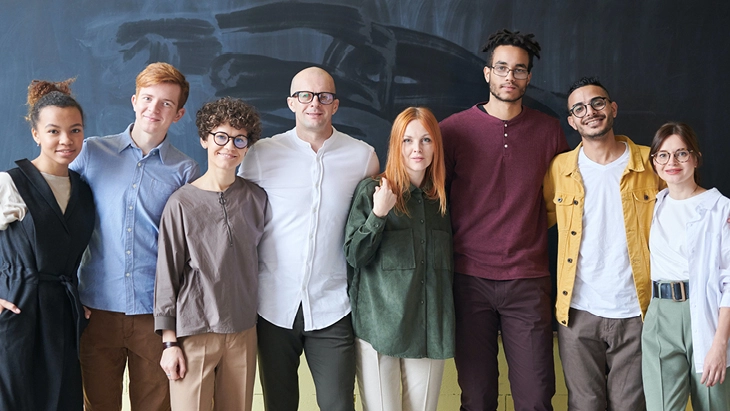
top-left (641, 297), bottom-right (730, 411)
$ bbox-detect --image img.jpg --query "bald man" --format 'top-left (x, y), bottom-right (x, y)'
top-left (239, 67), bottom-right (380, 410)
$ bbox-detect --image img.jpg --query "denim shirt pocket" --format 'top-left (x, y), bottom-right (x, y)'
top-left (553, 193), bottom-right (582, 230)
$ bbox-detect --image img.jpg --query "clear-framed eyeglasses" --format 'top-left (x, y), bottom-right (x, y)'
top-left (209, 132), bottom-right (248, 149)
top-left (290, 91), bottom-right (337, 105)
top-left (569, 96), bottom-right (611, 118)
top-left (487, 65), bottom-right (529, 80)
top-left (651, 149), bottom-right (694, 165)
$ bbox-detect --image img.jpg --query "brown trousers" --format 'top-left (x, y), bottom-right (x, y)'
top-left (80, 309), bottom-right (170, 411)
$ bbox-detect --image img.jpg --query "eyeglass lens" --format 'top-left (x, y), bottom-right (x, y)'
top-left (571, 97), bottom-right (608, 118)
top-left (212, 132), bottom-right (248, 149)
top-left (293, 91), bottom-right (336, 105)
top-left (653, 150), bottom-right (691, 165)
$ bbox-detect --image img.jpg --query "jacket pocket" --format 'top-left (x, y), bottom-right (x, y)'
top-left (379, 229), bottom-right (416, 270)
top-left (553, 193), bottom-right (582, 230)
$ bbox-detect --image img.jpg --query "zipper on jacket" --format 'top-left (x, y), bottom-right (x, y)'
top-left (219, 192), bottom-right (233, 247)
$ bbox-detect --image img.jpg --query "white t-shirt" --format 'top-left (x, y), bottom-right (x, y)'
top-left (239, 127), bottom-right (379, 331)
top-left (650, 190), bottom-right (709, 281)
top-left (571, 143), bottom-right (641, 318)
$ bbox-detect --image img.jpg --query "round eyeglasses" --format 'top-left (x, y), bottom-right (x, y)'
top-left (651, 149), bottom-right (694, 165)
top-left (487, 65), bottom-right (530, 80)
top-left (291, 91), bottom-right (337, 105)
top-left (209, 132), bottom-right (248, 149)
top-left (569, 97), bottom-right (610, 118)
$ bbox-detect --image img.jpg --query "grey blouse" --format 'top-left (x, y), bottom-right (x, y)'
top-left (154, 177), bottom-right (267, 337)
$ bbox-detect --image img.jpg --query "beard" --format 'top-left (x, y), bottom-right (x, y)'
top-left (578, 113), bottom-right (614, 139)
top-left (488, 79), bottom-right (527, 103)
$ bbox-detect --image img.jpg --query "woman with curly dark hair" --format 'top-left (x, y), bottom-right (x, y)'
top-left (153, 97), bottom-right (267, 410)
top-left (0, 78), bottom-right (95, 410)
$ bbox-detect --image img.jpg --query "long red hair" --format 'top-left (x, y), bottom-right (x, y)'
top-left (380, 107), bottom-right (447, 216)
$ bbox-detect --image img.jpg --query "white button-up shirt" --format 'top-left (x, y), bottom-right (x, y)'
top-left (652, 188), bottom-right (730, 372)
top-left (239, 127), bottom-right (379, 331)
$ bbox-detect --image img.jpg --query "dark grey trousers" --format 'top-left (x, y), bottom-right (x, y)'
top-left (257, 306), bottom-right (356, 411)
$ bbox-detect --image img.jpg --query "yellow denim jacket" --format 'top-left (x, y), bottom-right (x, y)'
top-left (543, 135), bottom-right (662, 326)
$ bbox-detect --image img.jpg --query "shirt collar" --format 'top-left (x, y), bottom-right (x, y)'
top-left (115, 123), bottom-right (172, 163)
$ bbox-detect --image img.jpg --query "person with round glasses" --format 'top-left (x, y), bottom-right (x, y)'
top-left (544, 76), bottom-right (662, 410)
top-left (154, 96), bottom-right (267, 410)
top-left (642, 122), bottom-right (730, 410)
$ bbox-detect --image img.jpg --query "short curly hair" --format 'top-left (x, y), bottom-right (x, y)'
top-left (195, 97), bottom-right (262, 145)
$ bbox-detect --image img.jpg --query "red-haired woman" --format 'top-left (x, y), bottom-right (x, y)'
top-left (345, 106), bottom-right (453, 411)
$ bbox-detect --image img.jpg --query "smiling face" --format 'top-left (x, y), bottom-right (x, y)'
top-left (484, 45), bottom-right (531, 103)
top-left (653, 134), bottom-right (698, 189)
top-left (401, 119), bottom-right (434, 186)
top-left (567, 85), bottom-right (618, 140)
top-left (31, 106), bottom-right (84, 176)
top-left (201, 122), bottom-right (249, 173)
top-left (131, 82), bottom-right (185, 138)
top-left (287, 67), bottom-right (339, 136)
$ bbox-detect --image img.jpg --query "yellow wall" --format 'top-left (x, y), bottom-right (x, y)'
top-left (121, 335), bottom-right (690, 410)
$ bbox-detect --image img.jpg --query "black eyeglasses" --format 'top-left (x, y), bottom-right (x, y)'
top-left (209, 132), bottom-right (248, 149)
top-left (569, 97), bottom-right (611, 118)
top-left (487, 65), bottom-right (530, 80)
top-left (290, 91), bottom-right (337, 105)
top-left (651, 149), bottom-right (694, 165)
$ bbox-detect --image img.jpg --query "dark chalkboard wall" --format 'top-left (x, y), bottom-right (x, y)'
top-left (2, 0), bottom-right (728, 195)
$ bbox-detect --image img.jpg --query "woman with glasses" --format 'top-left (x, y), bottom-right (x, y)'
top-left (344, 107), bottom-right (454, 411)
top-left (642, 122), bottom-right (730, 410)
top-left (154, 97), bottom-right (267, 411)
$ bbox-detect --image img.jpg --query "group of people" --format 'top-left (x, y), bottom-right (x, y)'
top-left (0, 27), bottom-right (727, 411)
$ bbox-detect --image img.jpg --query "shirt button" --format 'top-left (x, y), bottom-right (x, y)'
top-left (127, 227), bottom-right (132, 232)
top-left (132, 184), bottom-right (137, 188)
top-left (504, 123), bottom-right (507, 127)
top-left (562, 290), bottom-right (568, 295)
top-left (504, 133), bottom-right (508, 137)
top-left (125, 273), bottom-right (131, 277)
top-left (567, 258), bottom-right (573, 263)
top-left (571, 231), bottom-right (577, 236)
top-left (126, 250), bottom-right (131, 255)
top-left (137, 163), bottom-right (141, 167)
top-left (557, 198), bottom-right (563, 203)
top-left (420, 301), bottom-right (424, 304)
top-left (420, 239), bottom-right (425, 244)
top-left (504, 144), bottom-right (508, 148)
top-left (418, 200), bottom-right (422, 204)
top-left (561, 320), bottom-right (566, 324)
top-left (644, 194), bottom-right (649, 200)
top-left (421, 280), bottom-right (424, 284)
top-left (420, 219), bottom-right (424, 224)
top-left (573, 200), bottom-right (579, 205)
top-left (420, 260), bottom-right (424, 264)
top-left (128, 206), bottom-right (133, 210)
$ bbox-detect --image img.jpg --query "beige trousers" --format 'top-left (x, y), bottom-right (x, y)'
top-left (355, 338), bottom-right (445, 411)
top-left (170, 327), bottom-right (257, 411)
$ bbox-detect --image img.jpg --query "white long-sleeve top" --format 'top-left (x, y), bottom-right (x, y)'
top-left (651, 187), bottom-right (730, 373)
top-left (239, 127), bottom-right (379, 331)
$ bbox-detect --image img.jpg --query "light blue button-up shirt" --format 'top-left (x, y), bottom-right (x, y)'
top-left (70, 125), bottom-right (199, 314)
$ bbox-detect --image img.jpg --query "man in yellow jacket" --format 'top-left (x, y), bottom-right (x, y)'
top-left (543, 76), bottom-right (662, 410)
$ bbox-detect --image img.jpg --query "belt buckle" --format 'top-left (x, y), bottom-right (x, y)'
top-left (671, 282), bottom-right (687, 302)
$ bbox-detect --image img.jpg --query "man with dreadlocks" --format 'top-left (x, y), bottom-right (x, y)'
top-left (440, 29), bottom-right (569, 410)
